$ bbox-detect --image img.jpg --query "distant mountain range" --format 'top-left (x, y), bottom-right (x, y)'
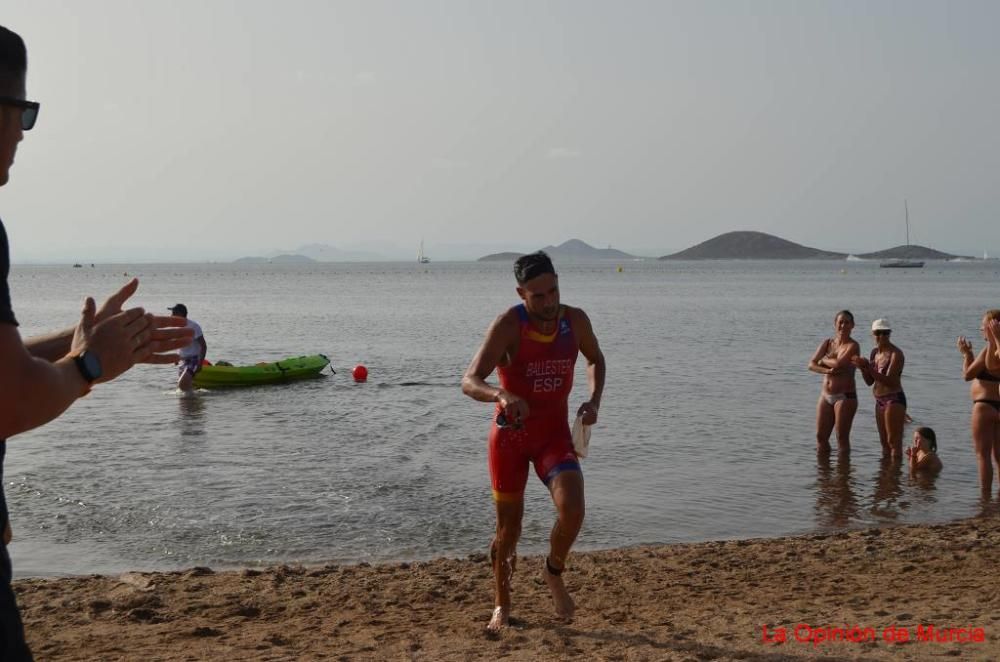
top-left (659, 231), bottom-right (968, 260)
top-left (235, 233), bottom-right (971, 264)
top-left (234, 254), bottom-right (316, 264)
top-left (478, 239), bottom-right (637, 262)
top-left (235, 243), bottom-right (386, 263)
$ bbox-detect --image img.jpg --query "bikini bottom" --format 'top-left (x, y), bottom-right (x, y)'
top-left (823, 392), bottom-right (857, 406)
top-left (875, 391), bottom-right (907, 412)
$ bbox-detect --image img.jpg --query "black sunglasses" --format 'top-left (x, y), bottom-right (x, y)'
top-left (873, 330), bottom-right (891, 336)
top-left (0, 96), bottom-right (40, 131)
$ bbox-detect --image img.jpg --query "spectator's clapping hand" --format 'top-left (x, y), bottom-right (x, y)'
top-left (987, 320), bottom-right (1000, 348)
top-left (70, 298), bottom-right (147, 382)
top-left (70, 297), bottom-right (194, 383)
top-left (95, 277), bottom-right (140, 323)
top-left (94, 278), bottom-right (193, 365)
top-left (957, 336), bottom-right (973, 355)
top-left (136, 316), bottom-right (194, 365)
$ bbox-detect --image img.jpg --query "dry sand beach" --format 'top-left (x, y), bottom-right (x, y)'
top-left (14, 515), bottom-right (1000, 661)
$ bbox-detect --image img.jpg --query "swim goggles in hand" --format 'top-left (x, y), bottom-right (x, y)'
top-left (495, 412), bottom-right (523, 430)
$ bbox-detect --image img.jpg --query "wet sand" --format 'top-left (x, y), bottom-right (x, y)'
top-left (15, 516), bottom-right (1000, 661)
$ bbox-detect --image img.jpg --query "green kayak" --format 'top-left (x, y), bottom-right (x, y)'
top-left (193, 354), bottom-right (331, 388)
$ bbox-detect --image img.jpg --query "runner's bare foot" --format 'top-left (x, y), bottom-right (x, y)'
top-left (486, 606), bottom-right (509, 633)
top-left (543, 559), bottom-right (575, 621)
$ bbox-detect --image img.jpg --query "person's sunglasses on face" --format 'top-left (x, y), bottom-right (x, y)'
top-left (0, 96), bottom-right (39, 130)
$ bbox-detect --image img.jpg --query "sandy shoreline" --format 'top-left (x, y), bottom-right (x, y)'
top-left (14, 516), bottom-right (1000, 661)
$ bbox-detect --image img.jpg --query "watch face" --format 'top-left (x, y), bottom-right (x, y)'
top-left (80, 351), bottom-right (103, 382)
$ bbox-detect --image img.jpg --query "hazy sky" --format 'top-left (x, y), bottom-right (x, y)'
top-left (2, 1), bottom-right (998, 262)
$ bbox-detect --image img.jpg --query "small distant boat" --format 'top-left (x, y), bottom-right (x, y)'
top-left (880, 259), bottom-right (924, 268)
top-left (72, 263), bottom-right (82, 268)
top-left (418, 239), bottom-right (430, 264)
top-left (193, 354), bottom-right (330, 388)
top-left (845, 254), bottom-right (865, 262)
top-left (879, 200), bottom-right (924, 269)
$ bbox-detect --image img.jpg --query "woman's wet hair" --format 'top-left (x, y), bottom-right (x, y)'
top-left (916, 426), bottom-right (937, 453)
top-left (834, 310), bottom-right (854, 324)
top-left (513, 251), bottom-right (556, 285)
top-left (0, 26), bottom-right (27, 96)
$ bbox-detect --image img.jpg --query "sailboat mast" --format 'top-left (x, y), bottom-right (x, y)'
top-left (904, 199), bottom-right (909, 246)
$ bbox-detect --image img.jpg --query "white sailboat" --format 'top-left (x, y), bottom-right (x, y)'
top-left (418, 239), bottom-right (430, 264)
top-left (880, 200), bottom-right (924, 268)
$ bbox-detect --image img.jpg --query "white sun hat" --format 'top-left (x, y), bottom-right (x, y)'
top-left (871, 318), bottom-right (892, 332)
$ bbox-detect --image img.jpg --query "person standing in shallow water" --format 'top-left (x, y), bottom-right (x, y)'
top-left (965, 310), bottom-right (1000, 496)
top-left (808, 310), bottom-right (860, 454)
top-left (0, 25), bottom-right (193, 660)
top-left (461, 251), bottom-right (605, 633)
top-left (852, 319), bottom-right (907, 459)
top-left (168, 303), bottom-right (206, 392)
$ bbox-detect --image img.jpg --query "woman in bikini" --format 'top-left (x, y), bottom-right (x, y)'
top-left (959, 310), bottom-right (1000, 496)
top-left (809, 310), bottom-right (860, 453)
top-left (852, 318), bottom-right (906, 459)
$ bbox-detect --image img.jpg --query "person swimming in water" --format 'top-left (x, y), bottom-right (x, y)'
top-left (960, 310), bottom-right (1000, 496)
top-left (906, 427), bottom-right (942, 474)
top-left (852, 318), bottom-right (907, 459)
top-left (808, 310), bottom-right (860, 454)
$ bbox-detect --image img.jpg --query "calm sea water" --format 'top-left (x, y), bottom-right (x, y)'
top-left (5, 259), bottom-right (1000, 577)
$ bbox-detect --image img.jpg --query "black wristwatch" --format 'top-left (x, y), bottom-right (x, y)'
top-left (73, 350), bottom-right (103, 384)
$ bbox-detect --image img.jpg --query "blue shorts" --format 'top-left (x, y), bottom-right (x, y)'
top-left (177, 355), bottom-right (201, 377)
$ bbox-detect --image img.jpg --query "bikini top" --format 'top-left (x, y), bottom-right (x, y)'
top-left (826, 339), bottom-right (856, 368)
top-left (870, 349), bottom-right (891, 376)
top-left (976, 369), bottom-right (1000, 383)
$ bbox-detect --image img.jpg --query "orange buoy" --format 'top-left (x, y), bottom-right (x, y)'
top-left (352, 364), bottom-right (368, 382)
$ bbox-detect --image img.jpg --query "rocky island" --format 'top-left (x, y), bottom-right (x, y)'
top-left (660, 231), bottom-right (966, 261)
top-left (660, 231), bottom-right (846, 260)
top-left (478, 239), bottom-right (636, 262)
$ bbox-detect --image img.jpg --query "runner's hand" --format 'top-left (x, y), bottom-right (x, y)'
top-left (497, 391), bottom-right (529, 425)
top-left (577, 401), bottom-right (599, 426)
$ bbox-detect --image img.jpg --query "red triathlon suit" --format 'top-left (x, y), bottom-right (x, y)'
top-left (489, 303), bottom-right (581, 502)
